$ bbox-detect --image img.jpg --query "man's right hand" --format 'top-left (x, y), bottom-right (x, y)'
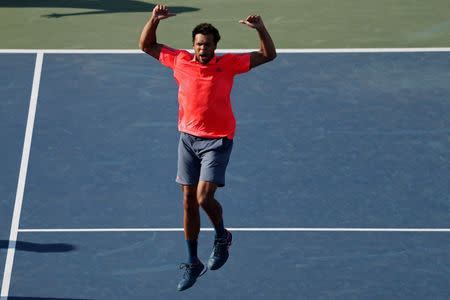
top-left (151, 4), bottom-right (176, 21)
top-left (140, 4), bottom-right (174, 57)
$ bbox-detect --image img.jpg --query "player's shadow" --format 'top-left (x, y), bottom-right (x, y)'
top-left (2, 241), bottom-right (80, 300)
top-left (0, 0), bottom-right (199, 18)
top-left (0, 240), bottom-right (76, 252)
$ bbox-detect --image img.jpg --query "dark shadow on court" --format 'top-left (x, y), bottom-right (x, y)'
top-left (0, 0), bottom-right (199, 18)
top-left (0, 240), bottom-right (76, 252)
top-left (9, 298), bottom-right (93, 300)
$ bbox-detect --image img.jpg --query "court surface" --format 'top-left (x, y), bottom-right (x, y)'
top-left (1, 49), bottom-right (449, 299)
top-left (2, 0), bottom-right (450, 49)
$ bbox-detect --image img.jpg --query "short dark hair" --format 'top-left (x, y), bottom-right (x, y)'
top-left (192, 23), bottom-right (221, 45)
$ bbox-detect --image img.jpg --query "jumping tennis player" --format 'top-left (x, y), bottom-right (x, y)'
top-left (139, 4), bottom-right (276, 291)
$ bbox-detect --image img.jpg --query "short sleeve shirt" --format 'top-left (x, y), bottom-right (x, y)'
top-left (159, 45), bottom-right (251, 139)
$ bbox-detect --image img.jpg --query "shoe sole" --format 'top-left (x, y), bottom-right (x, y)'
top-left (177, 265), bottom-right (207, 291)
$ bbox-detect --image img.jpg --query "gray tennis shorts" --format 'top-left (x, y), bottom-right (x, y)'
top-left (176, 132), bottom-right (233, 187)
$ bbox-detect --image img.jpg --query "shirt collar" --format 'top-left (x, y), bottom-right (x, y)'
top-left (192, 54), bottom-right (218, 65)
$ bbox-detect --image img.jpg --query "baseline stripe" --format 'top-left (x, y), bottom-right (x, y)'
top-left (0, 48), bottom-right (450, 54)
top-left (18, 227), bottom-right (450, 233)
top-left (1, 52), bottom-right (44, 299)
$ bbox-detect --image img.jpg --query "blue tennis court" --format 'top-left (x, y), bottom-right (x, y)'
top-left (1, 50), bottom-right (449, 299)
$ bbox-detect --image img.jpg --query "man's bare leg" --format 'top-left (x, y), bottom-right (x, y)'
top-left (197, 180), bottom-right (232, 270)
top-left (181, 184), bottom-right (200, 264)
top-left (196, 181), bottom-right (226, 237)
top-left (177, 184), bottom-right (206, 292)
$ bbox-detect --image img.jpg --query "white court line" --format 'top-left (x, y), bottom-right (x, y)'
top-left (18, 227), bottom-right (450, 233)
top-left (0, 48), bottom-right (450, 54)
top-left (1, 48), bottom-right (449, 297)
top-left (1, 52), bottom-right (44, 300)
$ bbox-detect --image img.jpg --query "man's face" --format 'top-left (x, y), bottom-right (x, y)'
top-left (193, 33), bottom-right (216, 64)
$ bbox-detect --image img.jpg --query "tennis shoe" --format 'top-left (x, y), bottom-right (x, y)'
top-left (177, 261), bottom-right (206, 291)
top-left (207, 230), bottom-right (232, 270)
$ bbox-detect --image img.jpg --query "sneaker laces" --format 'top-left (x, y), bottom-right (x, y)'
top-left (212, 236), bottom-right (230, 256)
top-left (179, 263), bottom-right (206, 278)
top-left (179, 263), bottom-right (191, 270)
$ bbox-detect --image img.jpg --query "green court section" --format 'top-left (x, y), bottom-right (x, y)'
top-left (1, 0), bottom-right (449, 49)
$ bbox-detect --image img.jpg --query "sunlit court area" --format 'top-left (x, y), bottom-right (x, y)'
top-left (1, 1), bottom-right (449, 299)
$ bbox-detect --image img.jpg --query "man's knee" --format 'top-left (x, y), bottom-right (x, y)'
top-left (197, 192), bottom-right (213, 208)
top-left (196, 181), bottom-right (217, 208)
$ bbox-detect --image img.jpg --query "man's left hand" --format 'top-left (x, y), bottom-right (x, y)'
top-left (239, 15), bottom-right (265, 30)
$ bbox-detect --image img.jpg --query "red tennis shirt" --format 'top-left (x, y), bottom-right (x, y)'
top-left (159, 45), bottom-right (251, 139)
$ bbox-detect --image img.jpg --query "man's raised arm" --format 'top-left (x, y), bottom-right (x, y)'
top-left (239, 15), bottom-right (277, 68)
top-left (139, 4), bottom-right (176, 59)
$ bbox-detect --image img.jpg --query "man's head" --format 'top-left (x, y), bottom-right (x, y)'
top-left (192, 23), bottom-right (221, 64)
